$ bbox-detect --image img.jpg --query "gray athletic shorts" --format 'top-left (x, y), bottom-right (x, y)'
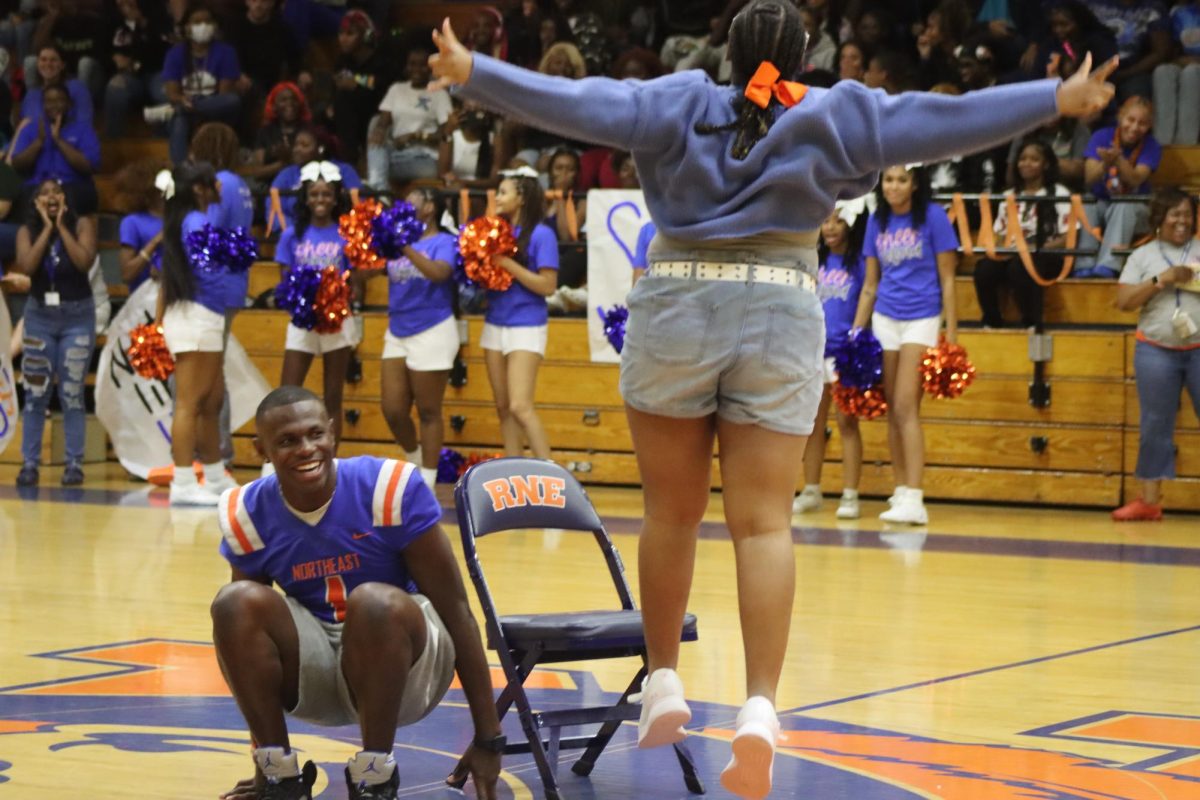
top-left (286, 593), bottom-right (457, 728)
top-left (619, 274), bottom-right (825, 436)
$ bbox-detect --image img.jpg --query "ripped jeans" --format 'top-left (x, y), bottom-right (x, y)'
top-left (21, 298), bottom-right (96, 466)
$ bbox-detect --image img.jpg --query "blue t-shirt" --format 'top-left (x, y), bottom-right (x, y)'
top-left (21, 79), bottom-right (93, 123)
top-left (1172, 3), bottom-right (1200, 56)
top-left (218, 457), bottom-right (441, 624)
top-left (387, 232), bottom-right (457, 337)
top-left (12, 114), bottom-right (100, 185)
top-left (818, 251), bottom-right (865, 356)
top-left (485, 223), bottom-right (559, 327)
top-left (210, 170), bottom-right (255, 310)
top-left (1089, 0), bottom-right (1169, 61)
top-left (1083, 126), bottom-right (1162, 198)
top-left (267, 162), bottom-right (363, 229)
top-left (276, 222), bottom-right (348, 274)
top-left (633, 221), bottom-right (656, 270)
top-left (119, 211), bottom-right (163, 292)
top-left (161, 41), bottom-right (241, 97)
top-left (183, 210), bottom-right (228, 314)
top-left (865, 203), bottom-right (957, 321)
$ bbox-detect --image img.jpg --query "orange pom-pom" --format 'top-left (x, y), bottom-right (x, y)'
top-left (339, 198), bottom-right (385, 271)
top-left (832, 382), bottom-right (888, 419)
top-left (458, 216), bottom-right (516, 291)
top-left (458, 451), bottom-right (502, 476)
top-left (313, 266), bottom-right (351, 334)
top-left (921, 339), bottom-right (976, 399)
top-left (127, 323), bottom-right (174, 380)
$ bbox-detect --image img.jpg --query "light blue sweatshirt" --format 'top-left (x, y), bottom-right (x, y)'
top-left (458, 55), bottom-right (1061, 240)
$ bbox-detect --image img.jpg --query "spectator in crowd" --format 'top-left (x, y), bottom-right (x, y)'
top-left (22, 43), bottom-right (91, 124)
top-left (229, 0), bottom-right (299, 103)
top-left (554, 0), bottom-right (609, 74)
top-left (1005, 115), bottom-right (1092, 191)
top-left (11, 85), bottom-right (100, 216)
top-left (926, 42), bottom-right (1011, 196)
top-left (854, 165), bottom-right (960, 526)
top-left (973, 139), bottom-right (1072, 328)
top-left (278, 0), bottom-right (391, 53)
top-left (115, 159), bottom-right (165, 292)
top-left (863, 48), bottom-right (914, 94)
top-left (0, 160), bottom-right (22, 263)
top-left (482, 168), bottom-right (558, 461)
top-left (915, 1), bottom-right (972, 89)
top-left (1087, 0), bottom-right (1172, 101)
top-left (330, 10), bottom-right (390, 165)
top-left (836, 39), bottom-right (868, 83)
top-left (1026, 1), bottom-right (1119, 85)
top-left (0, 0), bottom-right (37, 73)
top-left (13, 177), bottom-right (97, 487)
top-left (366, 44), bottom-right (452, 190)
top-left (793, 201), bottom-right (867, 520)
top-left (438, 99), bottom-right (496, 187)
top-left (1076, 95), bottom-right (1161, 277)
top-left (494, 42), bottom-right (587, 172)
top-left (156, 161), bottom-right (235, 506)
top-left (1113, 186), bottom-right (1199, 521)
top-left (152, 3), bottom-right (242, 165)
top-left (268, 126), bottom-right (362, 230)
top-left (853, 5), bottom-right (901, 53)
top-left (800, 4), bottom-right (835, 72)
top-left (1151, 0), bottom-right (1200, 145)
top-left (577, 47), bottom-right (665, 190)
top-left (546, 147), bottom-right (584, 242)
top-left (246, 82), bottom-right (311, 184)
top-left (505, 0), bottom-right (571, 69)
top-left (376, 187), bottom-right (459, 490)
top-left (466, 6), bottom-right (507, 60)
top-left (27, 0), bottom-right (107, 100)
top-left (103, 0), bottom-right (172, 137)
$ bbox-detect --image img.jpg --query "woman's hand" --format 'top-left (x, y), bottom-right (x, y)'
top-left (50, 114), bottom-right (63, 141)
top-left (35, 196), bottom-right (51, 225)
top-left (1157, 266), bottom-right (1196, 286)
top-left (55, 200), bottom-right (68, 228)
top-left (429, 18), bottom-right (474, 91)
top-left (1056, 53), bottom-right (1118, 118)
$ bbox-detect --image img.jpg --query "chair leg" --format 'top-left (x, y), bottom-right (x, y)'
top-left (571, 666), bottom-right (647, 777)
top-left (673, 739), bottom-right (706, 795)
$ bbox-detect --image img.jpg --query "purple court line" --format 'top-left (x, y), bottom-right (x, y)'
top-left (776, 623), bottom-right (1200, 718)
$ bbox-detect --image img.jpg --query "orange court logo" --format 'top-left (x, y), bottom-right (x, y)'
top-left (482, 475), bottom-right (567, 511)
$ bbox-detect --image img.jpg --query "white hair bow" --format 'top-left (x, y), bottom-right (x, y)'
top-left (300, 160), bottom-right (343, 184)
top-left (834, 194), bottom-right (869, 226)
top-left (155, 169), bottom-right (175, 200)
top-left (500, 165), bottom-right (540, 180)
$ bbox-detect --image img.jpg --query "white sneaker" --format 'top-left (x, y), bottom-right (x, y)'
top-left (879, 495), bottom-right (928, 525)
top-left (886, 486), bottom-right (909, 507)
top-left (143, 103), bottom-right (175, 124)
top-left (170, 482), bottom-right (220, 506)
top-left (791, 487), bottom-right (822, 514)
top-left (836, 494), bottom-right (860, 519)
top-left (633, 668), bottom-right (691, 749)
top-left (204, 473), bottom-right (239, 495)
top-left (720, 696), bottom-right (780, 800)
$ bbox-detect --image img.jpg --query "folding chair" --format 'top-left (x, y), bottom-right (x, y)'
top-left (452, 457), bottom-right (704, 800)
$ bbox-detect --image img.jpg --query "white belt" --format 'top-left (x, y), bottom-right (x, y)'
top-left (649, 260), bottom-right (815, 292)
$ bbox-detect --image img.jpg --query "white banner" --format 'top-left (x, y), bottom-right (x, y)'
top-left (0, 297), bottom-right (20, 455)
top-left (585, 190), bottom-right (649, 363)
top-left (95, 281), bottom-right (271, 479)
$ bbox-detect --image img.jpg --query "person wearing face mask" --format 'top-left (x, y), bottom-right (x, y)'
top-left (267, 126), bottom-right (362, 230)
top-left (366, 43), bottom-right (452, 190)
top-left (11, 84), bottom-right (100, 216)
top-left (1113, 187), bottom-right (1200, 521)
top-left (151, 4), bottom-right (242, 165)
top-left (1074, 95), bottom-right (1162, 277)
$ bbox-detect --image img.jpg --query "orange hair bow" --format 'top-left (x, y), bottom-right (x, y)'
top-left (744, 61), bottom-right (808, 109)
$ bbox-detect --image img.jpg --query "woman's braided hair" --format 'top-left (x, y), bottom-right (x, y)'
top-left (694, 0), bottom-right (808, 161)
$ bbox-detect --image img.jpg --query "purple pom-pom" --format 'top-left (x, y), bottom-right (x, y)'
top-left (831, 328), bottom-right (884, 390)
top-left (184, 223), bottom-right (226, 274)
top-left (223, 227), bottom-right (259, 273)
top-left (371, 202), bottom-right (425, 259)
top-left (437, 448), bottom-right (465, 484)
top-left (597, 304), bottom-right (628, 354)
top-left (275, 267), bottom-right (322, 330)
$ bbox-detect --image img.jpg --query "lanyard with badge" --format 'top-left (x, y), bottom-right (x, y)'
top-left (1160, 241), bottom-right (1199, 338)
top-left (43, 238), bottom-right (62, 307)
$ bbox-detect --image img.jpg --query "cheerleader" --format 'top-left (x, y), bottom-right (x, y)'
top-left (379, 188), bottom-right (459, 488)
top-left (275, 160), bottom-right (356, 445)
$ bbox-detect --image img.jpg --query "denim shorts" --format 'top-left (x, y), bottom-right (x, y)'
top-left (619, 274), bottom-right (825, 435)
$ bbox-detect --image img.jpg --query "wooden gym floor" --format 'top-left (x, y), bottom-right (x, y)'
top-left (0, 462), bottom-right (1197, 799)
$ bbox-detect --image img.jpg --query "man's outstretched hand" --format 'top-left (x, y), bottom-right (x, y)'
top-left (429, 18), bottom-right (474, 91)
top-left (1056, 52), bottom-right (1118, 118)
top-left (445, 744), bottom-right (500, 800)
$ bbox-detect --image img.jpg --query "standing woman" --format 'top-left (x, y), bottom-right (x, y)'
top-left (482, 169), bottom-right (558, 460)
top-left (853, 165), bottom-right (959, 526)
top-left (379, 188), bottom-right (459, 488)
top-left (1114, 187), bottom-right (1200, 521)
top-left (157, 161), bottom-right (232, 506)
top-left (430, 6), bottom-right (1114, 795)
top-left (274, 162), bottom-right (355, 445)
top-left (13, 179), bottom-right (97, 487)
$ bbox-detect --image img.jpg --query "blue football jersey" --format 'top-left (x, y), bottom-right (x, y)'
top-left (217, 457), bottom-right (441, 623)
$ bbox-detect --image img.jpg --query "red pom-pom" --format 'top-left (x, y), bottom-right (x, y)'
top-left (339, 199), bottom-right (385, 271)
top-left (127, 323), bottom-right (175, 380)
top-left (458, 216), bottom-right (516, 291)
top-left (458, 451), bottom-right (501, 476)
top-left (832, 383), bottom-right (888, 419)
top-left (921, 339), bottom-right (976, 399)
top-left (313, 266), bottom-right (351, 334)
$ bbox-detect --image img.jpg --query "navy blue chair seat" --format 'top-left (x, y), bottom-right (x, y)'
top-left (494, 611), bottom-right (699, 654)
